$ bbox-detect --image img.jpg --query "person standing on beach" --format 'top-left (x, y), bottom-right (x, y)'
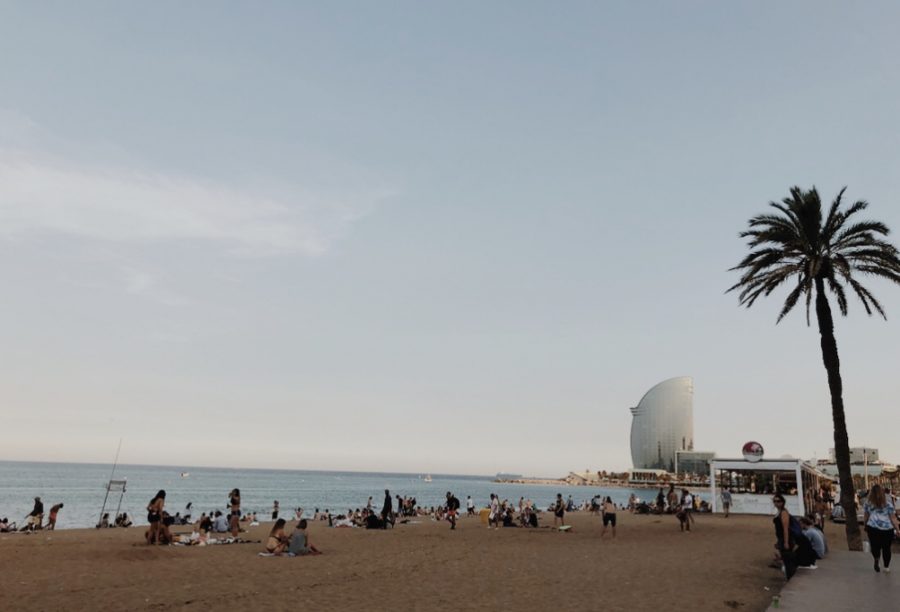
top-left (721, 488), bottom-right (732, 518)
top-left (600, 496), bottom-right (617, 538)
top-left (367, 496), bottom-right (373, 512)
top-left (863, 484), bottom-right (899, 573)
top-left (446, 492), bottom-right (460, 530)
top-left (45, 503), bottom-right (63, 530)
top-left (228, 489), bottom-right (241, 538)
top-left (466, 495), bottom-right (475, 517)
top-left (666, 484), bottom-right (678, 513)
top-left (272, 500), bottom-right (279, 521)
top-left (554, 493), bottom-right (566, 528)
top-left (488, 494), bottom-right (500, 529)
top-left (146, 490), bottom-right (165, 544)
top-left (681, 489), bottom-right (694, 528)
top-left (381, 489), bottom-right (393, 528)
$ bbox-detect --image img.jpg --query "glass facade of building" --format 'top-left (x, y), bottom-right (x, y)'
top-left (629, 376), bottom-right (694, 471)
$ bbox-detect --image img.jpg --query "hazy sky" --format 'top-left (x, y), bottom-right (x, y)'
top-left (2, 1), bottom-right (899, 476)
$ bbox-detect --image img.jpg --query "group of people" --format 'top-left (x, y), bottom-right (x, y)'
top-left (145, 488), bottom-right (245, 545)
top-left (768, 483), bottom-right (900, 579)
top-left (265, 519), bottom-right (321, 556)
top-left (1, 497), bottom-right (65, 532)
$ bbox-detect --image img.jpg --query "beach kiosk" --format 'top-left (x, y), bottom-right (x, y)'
top-left (709, 454), bottom-right (832, 516)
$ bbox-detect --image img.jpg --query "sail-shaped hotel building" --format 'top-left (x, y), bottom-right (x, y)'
top-left (629, 376), bottom-right (694, 472)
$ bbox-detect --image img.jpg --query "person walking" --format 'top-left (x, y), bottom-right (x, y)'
top-left (721, 488), bottom-right (732, 518)
top-left (600, 496), bottom-right (617, 538)
top-left (272, 500), bottom-right (279, 521)
top-left (863, 484), bottom-right (900, 573)
top-left (681, 489), bottom-right (695, 527)
top-left (466, 495), bottom-right (475, 517)
top-left (446, 492), bottom-right (460, 530)
top-left (488, 493), bottom-right (500, 529)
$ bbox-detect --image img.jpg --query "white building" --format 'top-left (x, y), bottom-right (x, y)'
top-left (828, 447), bottom-right (879, 463)
top-left (630, 377), bottom-right (694, 472)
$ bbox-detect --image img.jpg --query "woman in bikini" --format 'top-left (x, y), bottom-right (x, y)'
top-left (265, 519), bottom-right (290, 554)
top-left (228, 488), bottom-right (241, 539)
top-left (146, 490), bottom-right (166, 545)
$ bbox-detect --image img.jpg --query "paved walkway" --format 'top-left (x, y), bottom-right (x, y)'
top-left (768, 549), bottom-right (899, 611)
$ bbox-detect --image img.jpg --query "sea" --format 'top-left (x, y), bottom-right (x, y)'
top-left (0, 461), bottom-right (704, 529)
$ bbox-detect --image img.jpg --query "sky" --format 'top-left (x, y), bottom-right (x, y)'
top-left (1, 1), bottom-right (899, 476)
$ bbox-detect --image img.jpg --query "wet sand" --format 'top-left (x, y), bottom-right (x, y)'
top-left (0, 512), bottom-right (792, 611)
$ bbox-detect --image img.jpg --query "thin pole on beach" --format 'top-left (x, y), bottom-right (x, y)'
top-left (97, 439), bottom-right (123, 528)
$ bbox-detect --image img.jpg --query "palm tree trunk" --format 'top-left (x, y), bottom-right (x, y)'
top-left (814, 277), bottom-right (863, 551)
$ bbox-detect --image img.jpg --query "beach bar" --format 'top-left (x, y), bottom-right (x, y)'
top-left (709, 458), bottom-right (832, 516)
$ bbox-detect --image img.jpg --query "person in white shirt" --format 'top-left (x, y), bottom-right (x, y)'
top-left (466, 496), bottom-right (475, 517)
top-left (213, 511), bottom-right (229, 533)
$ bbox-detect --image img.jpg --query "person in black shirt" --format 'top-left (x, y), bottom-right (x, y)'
top-left (381, 489), bottom-right (393, 528)
top-left (22, 497), bottom-right (44, 532)
top-left (446, 492), bottom-right (460, 530)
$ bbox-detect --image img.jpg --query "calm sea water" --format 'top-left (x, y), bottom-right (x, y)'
top-left (0, 461), bottom-right (703, 529)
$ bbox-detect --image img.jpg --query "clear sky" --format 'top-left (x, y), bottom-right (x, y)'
top-left (2, 1), bottom-right (899, 476)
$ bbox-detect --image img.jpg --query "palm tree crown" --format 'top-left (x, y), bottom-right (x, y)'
top-left (728, 186), bottom-right (900, 322)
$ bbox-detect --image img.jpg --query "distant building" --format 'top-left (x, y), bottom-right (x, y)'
top-left (828, 447), bottom-right (879, 463)
top-left (630, 376), bottom-right (694, 472)
top-left (676, 450), bottom-right (716, 476)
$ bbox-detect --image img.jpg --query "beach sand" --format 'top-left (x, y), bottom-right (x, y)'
top-left (0, 512), bottom-right (792, 611)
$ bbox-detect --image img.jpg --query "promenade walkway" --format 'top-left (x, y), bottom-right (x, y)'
top-left (768, 549), bottom-right (899, 611)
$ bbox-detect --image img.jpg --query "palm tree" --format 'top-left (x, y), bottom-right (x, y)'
top-left (728, 186), bottom-right (900, 551)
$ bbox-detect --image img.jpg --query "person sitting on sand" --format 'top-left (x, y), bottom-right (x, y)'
top-left (0, 517), bottom-right (16, 532)
top-left (288, 519), bottom-right (321, 556)
top-left (146, 490), bottom-right (166, 544)
top-left (213, 511), bottom-right (229, 533)
top-left (98, 513), bottom-right (111, 529)
top-left (265, 519), bottom-right (290, 554)
top-left (45, 503), bottom-right (63, 530)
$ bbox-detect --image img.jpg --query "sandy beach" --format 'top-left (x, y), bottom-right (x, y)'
top-left (0, 511), bottom-right (793, 611)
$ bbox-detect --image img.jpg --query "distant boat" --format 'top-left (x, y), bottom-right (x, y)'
top-left (180, 472), bottom-right (190, 478)
top-left (424, 474), bottom-right (432, 483)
